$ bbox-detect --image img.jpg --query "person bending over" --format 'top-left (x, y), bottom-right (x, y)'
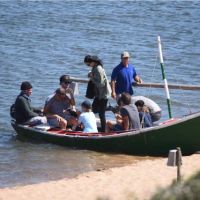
top-left (135, 100), bottom-right (153, 128)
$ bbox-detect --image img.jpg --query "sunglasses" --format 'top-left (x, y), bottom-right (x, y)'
top-left (63, 81), bottom-right (71, 85)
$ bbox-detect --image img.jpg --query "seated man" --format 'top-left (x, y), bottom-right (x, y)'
top-left (135, 100), bottom-right (153, 128)
top-left (14, 81), bottom-right (47, 125)
top-left (44, 88), bottom-right (75, 130)
top-left (106, 93), bottom-right (140, 132)
top-left (45, 75), bottom-right (76, 109)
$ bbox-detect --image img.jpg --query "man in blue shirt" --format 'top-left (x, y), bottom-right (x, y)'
top-left (111, 51), bottom-right (142, 99)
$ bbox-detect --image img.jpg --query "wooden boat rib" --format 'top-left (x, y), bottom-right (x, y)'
top-left (11, 111), bottom-right (200, 156)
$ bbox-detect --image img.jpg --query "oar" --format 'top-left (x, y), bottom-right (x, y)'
top-left (69, 77), bottom-right (200, 91)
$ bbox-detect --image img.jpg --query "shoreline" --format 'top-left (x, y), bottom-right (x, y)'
top-left (0, 154), bottom-right (200, 200)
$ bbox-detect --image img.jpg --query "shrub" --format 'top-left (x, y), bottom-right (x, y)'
top-left (151, 171), bottom-right (200, 200)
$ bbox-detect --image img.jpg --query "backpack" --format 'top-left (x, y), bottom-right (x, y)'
top-left (10, 104), bottom-right (16, 119)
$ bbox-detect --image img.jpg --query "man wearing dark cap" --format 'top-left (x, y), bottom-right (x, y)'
top-left (14, 81), bottom-right (47, 125)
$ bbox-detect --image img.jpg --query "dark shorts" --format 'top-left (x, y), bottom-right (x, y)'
top-left (112, 124), bottom-right (123, 131)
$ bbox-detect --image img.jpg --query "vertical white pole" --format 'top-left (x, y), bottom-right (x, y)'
top-left (158, 35), bottom-right (172, 119)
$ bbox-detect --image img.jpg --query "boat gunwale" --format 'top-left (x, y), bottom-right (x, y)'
top-left (11, 111), bottom-right (200, 139)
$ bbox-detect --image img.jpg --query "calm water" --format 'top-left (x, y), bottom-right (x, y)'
top-left (0, 1), bottom-right (200, 188)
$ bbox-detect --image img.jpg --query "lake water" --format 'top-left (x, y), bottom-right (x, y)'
top-left (0, 1), bottom-right (200, 188)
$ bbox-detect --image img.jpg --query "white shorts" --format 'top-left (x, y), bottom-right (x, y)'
top-left (25, 116), bottom-right (47, 126)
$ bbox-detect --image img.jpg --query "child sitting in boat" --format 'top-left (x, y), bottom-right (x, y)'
top-left (135, 100), bottom-right (153, 128)
top-left (74, 100), bottom-right (98, 133)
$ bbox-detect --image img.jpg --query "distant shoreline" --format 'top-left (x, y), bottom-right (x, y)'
top-left (0, 154), bottom-right (200, 200)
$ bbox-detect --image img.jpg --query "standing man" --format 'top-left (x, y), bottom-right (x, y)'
top-left (111, 51), bottom-right (142, 99)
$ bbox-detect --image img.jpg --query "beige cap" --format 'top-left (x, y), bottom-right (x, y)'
top-left (121, 51), bottom-right (130, 58)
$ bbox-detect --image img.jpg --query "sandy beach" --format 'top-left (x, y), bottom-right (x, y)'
top-left (0, 154), bottom-right (199, 200)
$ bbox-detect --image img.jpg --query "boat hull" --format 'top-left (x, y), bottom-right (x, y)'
top-left (11, 112), bottom-right (200, 156)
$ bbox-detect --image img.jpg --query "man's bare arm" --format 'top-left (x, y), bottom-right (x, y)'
top-left (122, 115), bottom-right (129, 131)
top-left (111, 80), bottom-right (116, 99)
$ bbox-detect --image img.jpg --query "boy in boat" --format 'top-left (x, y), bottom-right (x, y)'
top-left (111, 51), bottom-right (142, 100)
top-left (135, 100), bottom-right (153, 128)
top-left (14, 81), bottom-right (47, 125)
top-left (73, 100), bottom-right (98, 133)
top-left (106, 93), bottom-right (140, 132)
top-left (43, 88), bottom-right (75, 130)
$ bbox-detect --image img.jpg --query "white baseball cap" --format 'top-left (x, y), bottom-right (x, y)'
top-left (121, 51), bottom-right (130, 58)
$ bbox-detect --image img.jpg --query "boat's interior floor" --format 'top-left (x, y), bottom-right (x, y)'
top-left (15, 117), bottom-right (181, 137)
top-left (48, 128), bottom-right (118, 136)
top-left (20, 121), bottom-right (130, 136)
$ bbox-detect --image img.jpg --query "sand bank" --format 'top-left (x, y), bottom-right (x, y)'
top-left (0, 154), bottom-right (199, 200)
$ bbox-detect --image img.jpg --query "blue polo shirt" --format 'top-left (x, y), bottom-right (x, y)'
top-left (111, 62), bottom-right (137, 95)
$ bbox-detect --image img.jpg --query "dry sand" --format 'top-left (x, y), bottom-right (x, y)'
top-left (0, 154), bottom-right (200, 200)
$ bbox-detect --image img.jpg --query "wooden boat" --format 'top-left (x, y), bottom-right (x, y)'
top-left (11, 111), bottom-right (200, 156)
top-left (11, 36), bottom-right (200, 156)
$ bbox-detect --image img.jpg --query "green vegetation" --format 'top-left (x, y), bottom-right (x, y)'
top-left (151, 171), bottom-right (200, 200)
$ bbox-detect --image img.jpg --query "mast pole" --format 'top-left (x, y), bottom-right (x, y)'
top-left (157, 35), bottom-right (172, 119)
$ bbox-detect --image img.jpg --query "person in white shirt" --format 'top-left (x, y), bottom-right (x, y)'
top-left (77, 100), bottom-right (98, 133)
top-left (131, 96), bottom-right (162, 122)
